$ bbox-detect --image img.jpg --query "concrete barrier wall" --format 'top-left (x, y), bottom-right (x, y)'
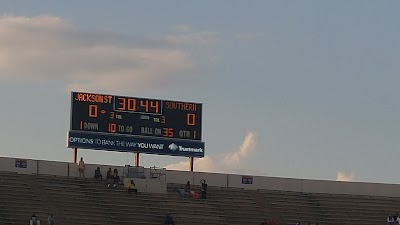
top-left (0, 157), bottom-right (38, 174)
top-left (227, 174), bottom-right (255, 189)
top-left (302, 179), bottom-right (400, 197)
top-left (194, 172), bottom-right (228, 187)
top-left (3, 156), bottom-right (400, 197)
top-left (147, 179), bottom-right (167, 193)
top-left (165, 170), bottom-right (194, 185)
top-left (255, 176), bottom-right (304, 192)
top-left (38, 160), bottom-right (68, 176)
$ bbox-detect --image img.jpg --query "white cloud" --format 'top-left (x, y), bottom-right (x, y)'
top-left (0, 15), bottom-right (196, 92)
top-left (166, 156), bottom-right (218, 172)
top-left (336, 171), bottom-right (356, 182)
top-left (166, 132), bottom-right (257, 173)
top-left (222, 132), bottom-right (256, 167)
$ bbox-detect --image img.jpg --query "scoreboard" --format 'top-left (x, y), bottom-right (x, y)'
top-left (71, 92), bottom-right (202, 140)
top-left (67, 92), bottom-right (205, 157)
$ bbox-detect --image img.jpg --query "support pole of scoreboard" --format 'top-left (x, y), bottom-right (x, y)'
top-left (134, 153), bottom-right (140, 167)
top-left (190, 157), bottom-right (194, 171)
top-left (73, 148), bottom-right (78, 163)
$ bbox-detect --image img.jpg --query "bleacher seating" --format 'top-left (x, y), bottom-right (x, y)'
top-left (0, 171), bottom-right (399, 225)
top-left (258, 189), bottom-right (325, 225)
top-left (168, 183), bottom-right (266, 225)
top-left (309, 192), bottom-right (400, 225)
top-left (257, 189), bottom-right (398, 225)
top-left (0, 172), bottom-right (49, 225)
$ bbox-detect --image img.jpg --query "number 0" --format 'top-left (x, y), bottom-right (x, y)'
top-left (187, 113), bottom-right (195, 126)
top-left (89, 105), bottom-right (98, 118)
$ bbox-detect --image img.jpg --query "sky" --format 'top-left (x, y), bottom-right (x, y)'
top-left (0, 1), bottom-right (399, 184)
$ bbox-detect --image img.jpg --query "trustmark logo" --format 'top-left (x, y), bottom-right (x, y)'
top-left (169, 143), bottom-right (178, 151)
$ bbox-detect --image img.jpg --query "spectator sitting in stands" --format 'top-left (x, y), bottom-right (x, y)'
top-left (260, 219), bottom-right (268, 225)
top-left (178, 186), bottom-right (189, 198)
top-left (30, 213), bottom-right (40, 225)
top-left (164, 214), bottom-right (175, 225)
top-left (388, 215), bottom-right (395, 225)
top-left (107, 177), bottom-right (117, 189)
top-left (106, 168), bottom-right (113, 180)
top-left (128, 180), bottom-right (137, 194)
top-left (94, 167), bottom-right (103, 180)
top-left (190, 190), bottom-right (200, 199)
top-left (295, 222), bottom-right (303, 225)
top-left (185, 181), bottom-right (191, 193)
top-left (113, 168), bottom-right (121, 183)
top-left (47, 213), bottom-right (56, 225)
top-left (393, 215), bottom-right (399, 224)
top-left (396, 215), bottom-right (400, 225)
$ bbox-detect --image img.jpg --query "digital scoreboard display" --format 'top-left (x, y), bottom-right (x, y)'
top-left (68, 92), bottom-right (204, 157)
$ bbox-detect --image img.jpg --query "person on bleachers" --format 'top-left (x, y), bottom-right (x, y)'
top-left (185, 181), bottom-right (191, 193)
top-left (295, 222), bottom-right (303, 225)
top-left (128, 180), bottom-right (137, 194)
top-left (107, 177), bottom-right (117, 188)
top-left (106, 168), bottom-right (113, 180)
top-left (190, 190), bottom-right (200, 199)
top-left (47, 213), bottom-right (56, 225)
top-left (113, 168), bottom-right (121, 183)
top-left (396, 215), bottom-right (400, 225)
top-left (78, 157), bottom-right (85, 178)
top-left (30, 213), bottom-right (40, 225)
top-left (178, 186), bottom-right (189, 198)
top-left (200, 179), bottom-right (208, 199)
top-left (163, 214), bottom-right (175, 225)
top-left (260, 218), bottom-right (268, 225)
top-left (394, 215), bottom-right (399, 225)
top-left (388, 214), bottom-right (395, 225)
top-left (94, 167), bottom-right (103, 180)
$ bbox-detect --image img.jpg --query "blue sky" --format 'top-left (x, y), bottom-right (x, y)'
top-left (0, 1), bottom-right (399, 183)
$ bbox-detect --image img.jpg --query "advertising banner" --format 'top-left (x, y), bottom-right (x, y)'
top-left (68, 130), bottom-right (205, 157)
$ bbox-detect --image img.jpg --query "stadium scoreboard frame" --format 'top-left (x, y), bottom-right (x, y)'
top-left (67, 91), bottom-right (205, 158)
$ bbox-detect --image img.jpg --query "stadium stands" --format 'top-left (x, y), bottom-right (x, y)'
top-left (0, 172), bottom-right (49, 225)
top-left (0, 169), bottom-right (399, 225)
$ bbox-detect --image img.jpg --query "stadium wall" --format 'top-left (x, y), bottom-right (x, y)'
top-left (1, 156), bottom-right (400, 197)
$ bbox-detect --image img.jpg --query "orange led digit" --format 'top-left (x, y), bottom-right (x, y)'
top-left (187, 113), bottom-right (196, 126)
top-left (117, 97), bottom-right (126, 110)
top-left (127, 98), bottom-right (136, 111)
top-left (150, 100), bottom-right (159, 113)
top-left (140, 100), bottom-right (149, 112)
top-left (89, 105), bottom-right (98, 118)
